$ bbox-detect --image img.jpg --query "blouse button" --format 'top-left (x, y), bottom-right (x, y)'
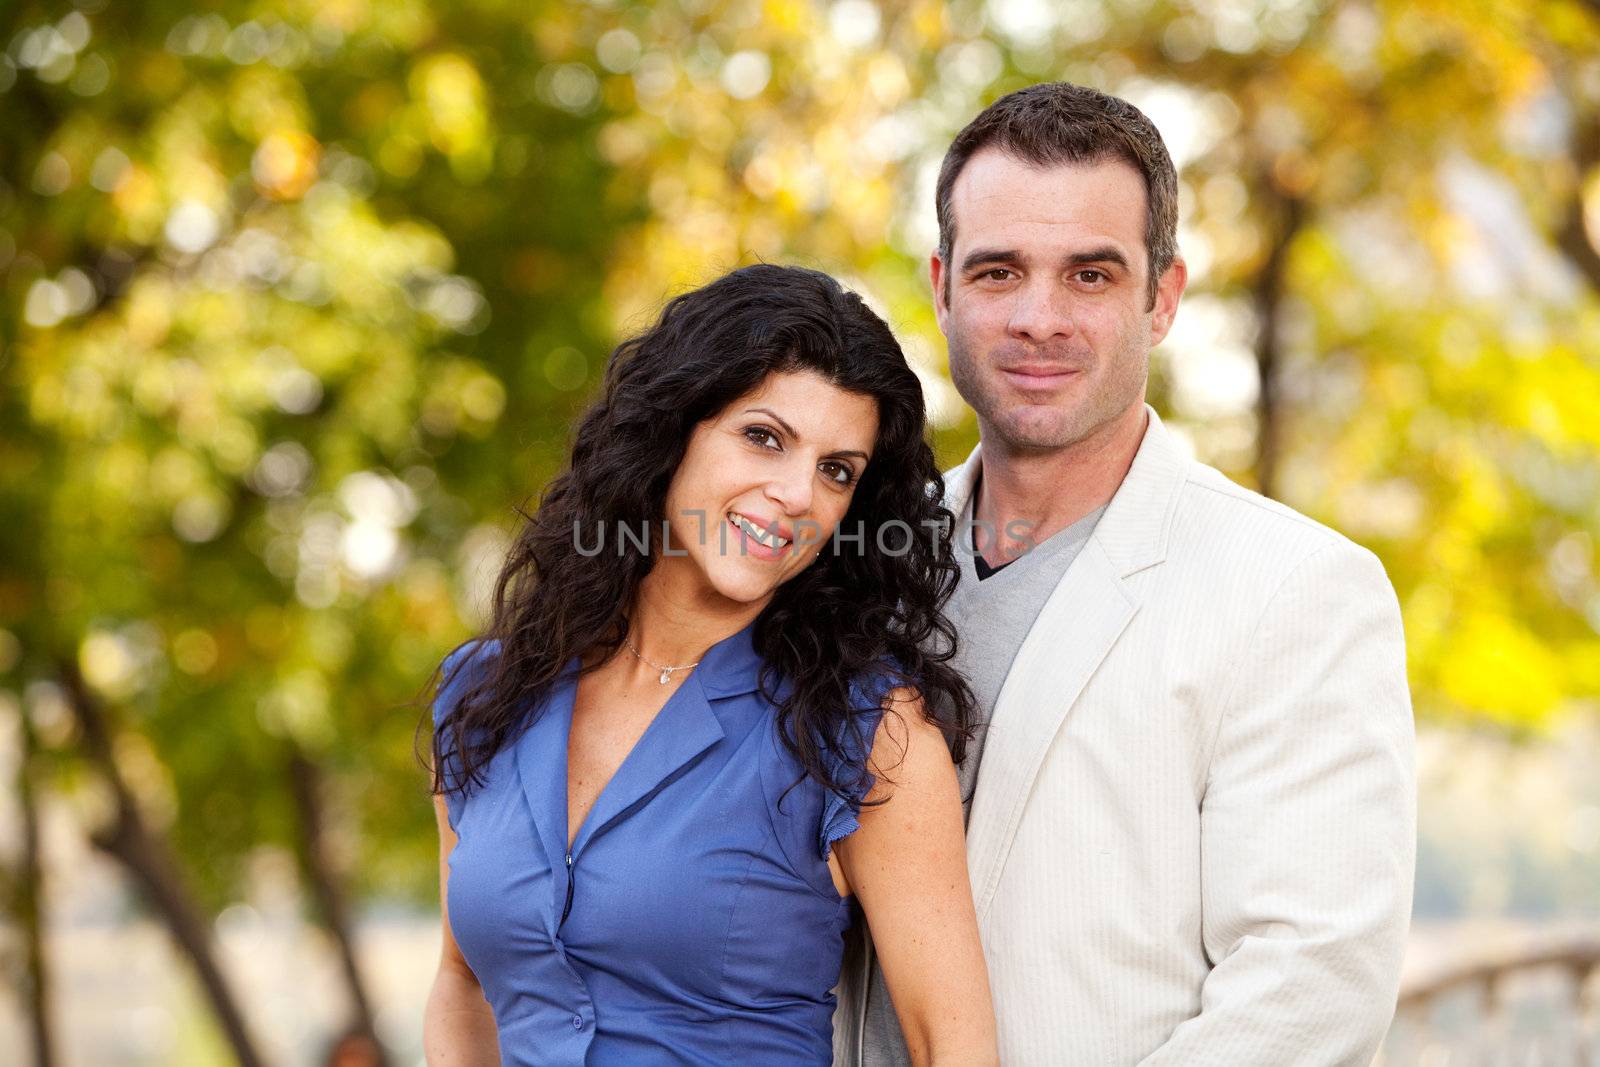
top-left (571, 1014), bottom-right (584, 1031)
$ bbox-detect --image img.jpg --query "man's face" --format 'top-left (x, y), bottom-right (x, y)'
top-left (932, 149), bottom-right (1186, 454)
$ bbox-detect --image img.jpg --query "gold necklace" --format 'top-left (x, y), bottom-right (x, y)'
top-left (623, 634), bottom-right (701, 685)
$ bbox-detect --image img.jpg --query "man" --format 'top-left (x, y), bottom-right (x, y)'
top-left (836, 83), bottom-right (1416, 1065)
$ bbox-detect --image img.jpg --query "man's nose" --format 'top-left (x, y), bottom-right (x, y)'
top-left (1006, 280), bottom-right (1076, 344)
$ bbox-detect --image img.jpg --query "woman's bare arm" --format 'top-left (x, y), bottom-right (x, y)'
top-left (831, 689), bottom-right (998, 1067)
top-left (423, 795), bottom-right (501, 1067)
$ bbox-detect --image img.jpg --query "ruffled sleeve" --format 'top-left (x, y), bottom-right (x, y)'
top-left (431, 639), bottom-right (494, 832)
top-left (818, 661), bottom-right (907, 860)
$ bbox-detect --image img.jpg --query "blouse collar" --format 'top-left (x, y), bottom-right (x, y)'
top-left (693, 618), bottom-right (766, 700)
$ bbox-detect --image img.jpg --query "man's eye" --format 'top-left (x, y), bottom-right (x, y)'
top-left (743, 426), bottom-right (780, 449)
top-left (980, 268), bottom-right (1013, 282)
top-left (1076, 269), bottom-right (1107, 285)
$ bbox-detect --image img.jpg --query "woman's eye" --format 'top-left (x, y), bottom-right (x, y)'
top-left (743, 426), bottom-right (780, 450)
top-left (820, 462), bottom-right (855, 486)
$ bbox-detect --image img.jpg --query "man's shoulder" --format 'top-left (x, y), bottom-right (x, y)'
top-left (1167, 460), bottom-right (1384, 583)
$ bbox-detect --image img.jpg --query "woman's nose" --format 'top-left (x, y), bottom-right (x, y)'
top-left (762, 461), bottom-right (814, 516)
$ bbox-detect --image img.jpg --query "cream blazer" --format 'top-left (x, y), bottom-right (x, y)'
top-left (836, 408), bottom-right (1416, 1066)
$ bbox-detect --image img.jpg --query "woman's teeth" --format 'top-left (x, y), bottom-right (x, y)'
top-left (729, 512), bottom-right (789, 549)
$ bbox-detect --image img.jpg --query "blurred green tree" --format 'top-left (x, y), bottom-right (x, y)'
top-left (2, 0), bottom-right (629, 1061)
top-left (2, 0), bottom-right (1599, 1063)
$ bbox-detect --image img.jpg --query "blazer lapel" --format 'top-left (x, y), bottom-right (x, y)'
top-left (941, 445), bottom-right (982, 525)
top-left (964, 542), bottom-right (1137, 918)
top-left (956, 406), bottom-right (1190, 919)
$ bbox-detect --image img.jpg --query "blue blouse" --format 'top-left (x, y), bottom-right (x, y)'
top-left (432, 622), bottom-right (892, 1065)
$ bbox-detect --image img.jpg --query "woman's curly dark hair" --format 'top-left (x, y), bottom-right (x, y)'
top-left (429, 263), bottom-right (975, 806)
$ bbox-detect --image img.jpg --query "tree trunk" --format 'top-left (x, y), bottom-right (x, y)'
top-left (287, 747), bottom-right (387, 1066)
top-left (16, 704), bottom-right (56, 1067)
top-left (1555, 111), bottom-right (1600, 296)
top-left (57, 662), bottom-right (269, 1067)
top-left (1252, 186), bottom-right (1307, 501)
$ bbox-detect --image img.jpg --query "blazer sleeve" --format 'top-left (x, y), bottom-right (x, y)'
top-left (1139, 541), bottom-right (1416, 1067)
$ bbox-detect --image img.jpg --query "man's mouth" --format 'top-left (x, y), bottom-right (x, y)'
top-left (1002, 364), bottom-right (1083, 379)
top-left (1000, 365), bottom-right (1084, 392)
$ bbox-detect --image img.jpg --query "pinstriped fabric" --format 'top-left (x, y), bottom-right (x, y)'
top-left (834, 407), bottom-right (1415, 1067)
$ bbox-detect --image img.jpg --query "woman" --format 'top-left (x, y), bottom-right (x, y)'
top-left (424, 265), bottom-right (997, 1065)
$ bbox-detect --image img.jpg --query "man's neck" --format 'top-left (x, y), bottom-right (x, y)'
top-left (972, 404), bottom-right (1148, 563)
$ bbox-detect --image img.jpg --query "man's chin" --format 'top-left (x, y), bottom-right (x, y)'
top-left (986, 408), bottom-right (1090, 453)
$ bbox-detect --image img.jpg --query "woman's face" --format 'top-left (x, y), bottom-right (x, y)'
top-left (658, 369), bottom-right (880, 607)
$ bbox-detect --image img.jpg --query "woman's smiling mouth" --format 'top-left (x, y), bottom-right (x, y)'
top-left (727, 511), bottom-right (792, 556)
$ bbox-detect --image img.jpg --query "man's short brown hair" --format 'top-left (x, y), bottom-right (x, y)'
top-left (936, 82), bottom-right (1179, 309)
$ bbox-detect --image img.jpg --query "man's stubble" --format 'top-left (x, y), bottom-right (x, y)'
top-left (944, 307), bottom-right (1151, 457)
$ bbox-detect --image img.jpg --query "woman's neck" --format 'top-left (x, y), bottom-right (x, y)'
top-left (624, 565), bottom-right (763, 669)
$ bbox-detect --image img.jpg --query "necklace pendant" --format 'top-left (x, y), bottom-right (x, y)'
top-left (659, 668), bottom-right (672, 684)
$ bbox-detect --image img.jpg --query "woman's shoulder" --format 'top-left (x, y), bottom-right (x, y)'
top-left (845, 654), bottom-right (917, 713)
top-left (433, 638), bottom-right (500, 726)
top-left (431, 639), bottom-right (502, 830)
top-left (752, 654), bottom-right (921, 869)
top-left (755, 655), bottom-right (912, 759)
top-left (441, 636), bottom-right (501, 679)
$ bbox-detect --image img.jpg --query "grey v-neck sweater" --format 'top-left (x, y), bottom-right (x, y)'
top-left (859, 474), bottom-right (1106, 1065)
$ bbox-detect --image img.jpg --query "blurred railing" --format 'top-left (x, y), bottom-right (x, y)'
top-left (1381, 934), bottom-right (1600, 1066)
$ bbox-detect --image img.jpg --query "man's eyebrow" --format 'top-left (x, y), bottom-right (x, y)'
top-left (744, 407), bottom-right (869, 461)
top-left (1067, 246), bottom-right (1130, 269)
top-left (960, 246), bottom-right (1132, 273)
top-left (960, 248), bottom-right (1022, 273)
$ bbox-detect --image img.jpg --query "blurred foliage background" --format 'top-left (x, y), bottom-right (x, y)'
top-left (2, 0), bottom-right (1599, 1064)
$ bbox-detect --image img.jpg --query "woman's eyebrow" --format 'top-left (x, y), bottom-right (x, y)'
top-left (745, 407), bottom-right (868, 461)
top-left (744, 407), bottom-right (799, 439)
